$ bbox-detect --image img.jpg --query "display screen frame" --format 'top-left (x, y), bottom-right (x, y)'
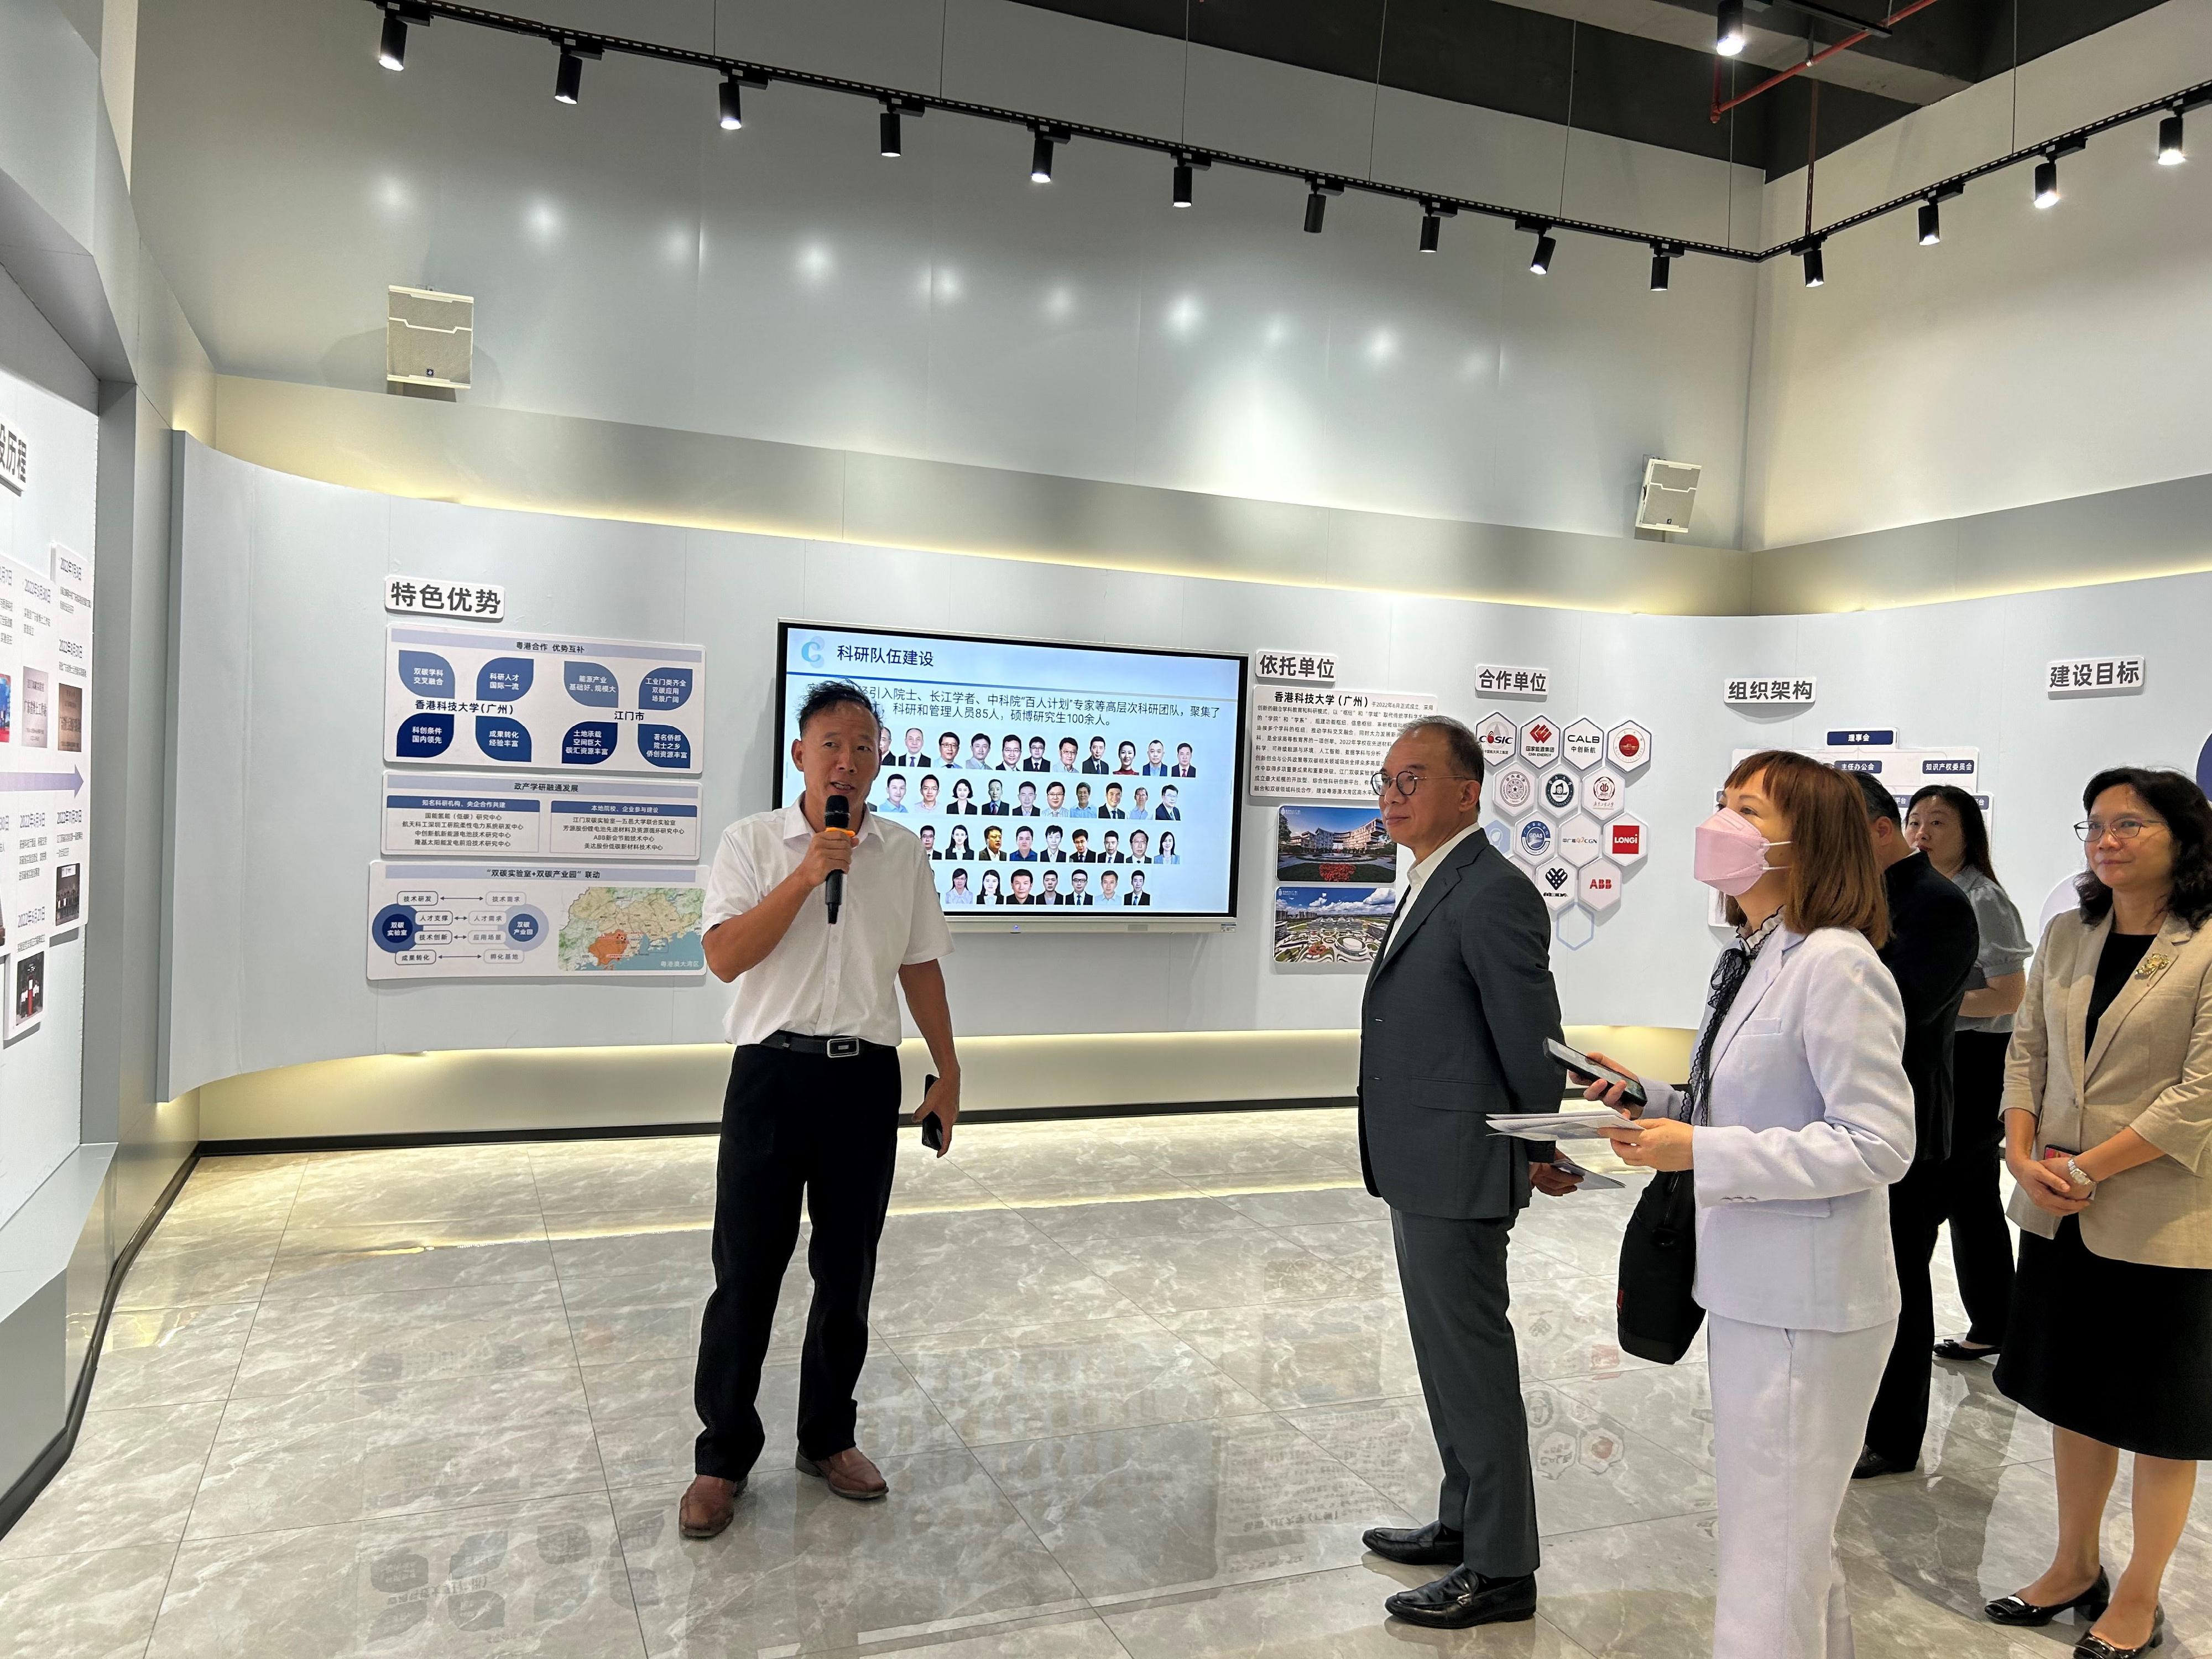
top-left (773, 619), bottom-right (1250, 923)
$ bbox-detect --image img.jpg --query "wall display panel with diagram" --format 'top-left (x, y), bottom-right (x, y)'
top-left (0, 372), bottom-right (97, 1229)
top-left (775, 623), bottom-right (1246, 919)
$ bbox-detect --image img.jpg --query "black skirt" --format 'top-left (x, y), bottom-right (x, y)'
top-left (1996, 1217), bottom-right (2212, 1459)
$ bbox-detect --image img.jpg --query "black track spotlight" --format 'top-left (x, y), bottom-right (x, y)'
top-left (718, 74), bottom-right (744, 130)
top-left (880, 106), bottom-right (902, 156)
top-left (1650, 245), bottom-right (1672, 291)
top-left (2032, 154), bottom-right (2059, 208)
top-left (1173, 160), bottom-right (1193, 206)
top-left (2160, 108), bottom-right (2187, 165)
top-left (1419, 210), bottom-right (1441, 252)
top-left (1303, 182), bottom-right (1328, 233)
top-left (1800, 238), bottom-right (1825, 287)
top-left (1030, 129), bottom-right (1056, 182)
top-left (1917, 199), bottom-right (1940, 244)
top-left (1715, 0), bottom-right (1746, 57)
top-left (554, 44), bottom-right (585, 105)
top-left (1519, 217), bottom-right (1555, 274)
top-left (379, 8), bottom-right (408, 70)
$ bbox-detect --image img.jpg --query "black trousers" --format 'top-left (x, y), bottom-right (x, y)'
top-left (1391, 1208), bottom-right (1539, 1578)
top-left (1864, 1159), bottom-right (1946, 1465)
top-left (1939, 1030), bottom-right (2016, 1348)
top-left (692, 1042), bottom-right (901, 1481)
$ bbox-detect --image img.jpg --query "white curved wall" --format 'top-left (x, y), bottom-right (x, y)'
top-left (171, 438), bottom-right (2212, 1100)
top-left (132, 0), bottom-right (1760, 547)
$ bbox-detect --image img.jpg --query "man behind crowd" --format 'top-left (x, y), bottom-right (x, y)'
top-left (1357, 715), bottom-right (1574, 1630)
top-left (1848, 770), bottom-right (1979, 1481)
top-left (680, 680), bottom-right (962, 1538)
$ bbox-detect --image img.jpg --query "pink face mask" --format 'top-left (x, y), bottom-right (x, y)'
top-left (1694, 808), bottom-right (1790, 896)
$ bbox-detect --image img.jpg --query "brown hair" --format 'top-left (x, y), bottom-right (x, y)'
top-left (1724, 750), bottom-right (1889, 948)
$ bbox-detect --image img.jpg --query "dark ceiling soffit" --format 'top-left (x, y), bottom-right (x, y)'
top-left (362, 0), bottom-right (2212, 271)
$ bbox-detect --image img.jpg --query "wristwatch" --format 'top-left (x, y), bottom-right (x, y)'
top-left (2062, 1157), bottom-right (2096, 1193)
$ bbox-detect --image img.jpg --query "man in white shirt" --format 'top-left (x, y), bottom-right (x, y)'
top-left (680, 681), bottom-right (962, 1540)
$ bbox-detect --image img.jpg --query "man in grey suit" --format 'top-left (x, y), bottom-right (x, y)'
top-left (1357, 715), bottom-right (1576, 1630)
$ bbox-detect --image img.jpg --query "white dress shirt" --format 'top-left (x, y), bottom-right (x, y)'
top-left (702, 802), bottom-right (952, 1048)
top-left (1381, 821), bottom-right (1474, 960)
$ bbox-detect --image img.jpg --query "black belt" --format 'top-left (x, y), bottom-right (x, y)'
top-left (758, 1030), bottom-right (896, 1060)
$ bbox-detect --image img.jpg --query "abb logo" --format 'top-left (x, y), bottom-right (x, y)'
top-left (1609, 822), bottom-right (1642, 858)
top-left (1584, 875), bottom-right (1616, 894)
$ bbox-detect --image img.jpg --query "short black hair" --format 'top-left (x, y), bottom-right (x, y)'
top-left (796, 680), bottom-right (879, 735)
top-left (2075, 766), bottom-right (2212, 928)
top-left (1396, 716), bottom-right (1486, 790)
top-left (1847, 768), bottom-right (1902, 828)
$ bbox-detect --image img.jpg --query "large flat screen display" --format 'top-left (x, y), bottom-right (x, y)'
top-left (776, 623), bottom-right (1246, 919)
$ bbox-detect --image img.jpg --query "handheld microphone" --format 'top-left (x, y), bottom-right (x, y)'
top-left (823, 795), bottom-right (851, 924)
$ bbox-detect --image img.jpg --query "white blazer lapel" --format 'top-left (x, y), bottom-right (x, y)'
top-left (1706, 927), bottom-right (1803, 1074)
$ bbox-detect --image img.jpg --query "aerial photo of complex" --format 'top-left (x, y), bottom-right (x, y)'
top-left (1273, 884), bottom-right (1395, 966)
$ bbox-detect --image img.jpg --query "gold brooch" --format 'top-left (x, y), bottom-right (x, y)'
top-left (2135, 954), bottom-right (2172, 980)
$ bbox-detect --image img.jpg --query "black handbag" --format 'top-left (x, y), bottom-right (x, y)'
top-left (1616, 1166), bottom-right (1704, 1364)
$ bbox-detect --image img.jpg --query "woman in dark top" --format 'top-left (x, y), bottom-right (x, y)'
top-left (1905, 785), bottom-right (2033, 1360)
top-left (1987, 768), bottom-right (2212, 1659)
top-left (947, 779), bottom-right (979, 815)
top-left (943, 825), bottom-right (973, 862)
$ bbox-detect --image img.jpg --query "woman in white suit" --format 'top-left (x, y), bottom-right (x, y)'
top-left (1584, 750), bottom-right (1916, 1659)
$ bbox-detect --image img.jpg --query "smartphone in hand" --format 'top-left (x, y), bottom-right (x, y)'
top-left (920, 1073), bottom-right (946, 1154)
top-left (1543, 1037), bottom-right (1648, 1108)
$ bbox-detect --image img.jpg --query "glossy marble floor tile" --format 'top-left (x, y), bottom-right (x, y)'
top-left (260, 1220), bottom-right (558, 1303)
top-left (185, 1366), bottom-right (605, 1538)
top-left (976, 1415), bottom-right (1410, 1601)
top-left (0, 1543), bottom-right (176, 1659)
top-left (150, 1494), bottom-right (645, 1658)
top-left (0, 1403), bottom-right (223, 1560)
top-left (1103, 1563), bottom-right (1591, 1657)
top-left (896, 1314), bottom-right (1269, 1446)
top-left (91, 1302), bottom-right (259, 1409)
top-left (229, 1281), bottom-right (578, 1399)
top-left (11, 1112), bottom-right (2209, 1659)
top-left (611, 1453), bottom-right (1085, 1656)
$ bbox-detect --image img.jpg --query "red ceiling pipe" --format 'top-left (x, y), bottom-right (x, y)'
top-left (1710, 0), bottom-right (1946, 122)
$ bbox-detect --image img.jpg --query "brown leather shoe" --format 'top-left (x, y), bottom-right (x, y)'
top-left (679, 1474), bottom-right (742, 1538)
top-left (796, 1447), bottom-right (889, 1501)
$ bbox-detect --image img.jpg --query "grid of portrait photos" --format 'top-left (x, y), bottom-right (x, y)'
top-left (874, 724), bottom-right (1209, 910)
top-left (1272, 804), bottom-right (1402, 970)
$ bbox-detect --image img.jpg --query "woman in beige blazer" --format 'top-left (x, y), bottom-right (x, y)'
top-left (1986, 766), bottom-right (2212, 1659)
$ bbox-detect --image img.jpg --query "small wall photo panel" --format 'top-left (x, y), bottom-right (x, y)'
top-left (1274, 884), bottom-right (1394, 971)
top-left (1276, 804), bottom-right (1402, 885)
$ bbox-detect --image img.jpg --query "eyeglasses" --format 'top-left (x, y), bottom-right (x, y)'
top-left (2075, 816), bottom-right (2166, 843)
top-left (1370, 768), bottom-right (1475, 798)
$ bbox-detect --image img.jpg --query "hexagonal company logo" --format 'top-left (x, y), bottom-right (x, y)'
top-left (1491, 763), bottom-right (1538, 818)
top-left (1584, 767), bottom-right (1627, 821)
top-left (1483, 820), bottom-right (1512, 855)
top-left (1606, 721), bottom-right (1652, 773)
top-left (1533, 859), bottom-right (1577, 910)
top-left (1541, 769), bottom-right (1579, 813)
top-left (1517, 815), bottom-right (1557, 862)
top-left (1562, 718), bottom-right (1605, 769)
top-left (1557, 813), bottom-right (1602, 868)
top-left (1519, 717), bottom-right (1560, 768)
top-left (1579, 858), bottom-right (1624, 914)
top-left (1474, 712), bottom-right (1519, 770)
top-left (1606, 815), bottom-right (1647, 866)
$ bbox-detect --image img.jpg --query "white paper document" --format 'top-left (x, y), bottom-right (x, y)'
top-left (1485, 1106), bottom-right (1635, 1141)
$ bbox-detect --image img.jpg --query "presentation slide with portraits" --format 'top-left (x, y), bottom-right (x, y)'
top-left (777, 623), bottom-right (1246, 919)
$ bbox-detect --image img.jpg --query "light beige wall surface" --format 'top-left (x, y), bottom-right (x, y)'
top-left (197, 1026), bottom-right (1695, 1142)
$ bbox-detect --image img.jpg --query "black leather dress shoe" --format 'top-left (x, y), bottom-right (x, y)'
top-left (2075, 1604), bottom-right (2164, 1658)
top-left (1933, 1338), bottom-right (2000, 1362)
top-left (1851, 1447), bottom-right (1917, 1480)
top-left (1361, 1520), bottom-right (1464, 1566)
top-left (1384, 1567), bottom-right (1538, 1630)
top-left (1985, 1568), bottom-right (2111, 1626)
